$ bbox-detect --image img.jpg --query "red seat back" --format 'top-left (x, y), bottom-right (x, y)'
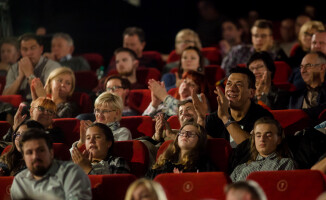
top-left (201, 47), bottom-right (222, 65)
top-left (166, 50), bottom-right (180, 64)
top-left (113, 140), bottom-right (149, 177)
top-left (69, 92), bottom-right (93, 114)
top-left (0, 176), bottom-right (14, 200)
top-left (247, 170), bottom-right (326, 200)
top-left (52, 118), bottom-right (80, 147)
top-left (80, 53), bottom-right (104, 72)
top-left (128, 89), bottom-right (151, 114)
top-left (142, 51), bottom-right (164, 71)
top-left (274, 82), bottom-right (296, 92)
top-left (120, 116), bottom-right (154, 138)
top-left (154, 172), bottom-right (231, 200)
top-left (318, 109), bottom-right (326, 123)
top-left (0, 95), bottom-right (23, 108)
top-left (108, 67), bottom-right (161, 85)
top-left (273, 61), bottom-right (292, 83)
top-left (0, 75), bottom-right (6, 95)
top-left (271, 109), bottom-right (311, 135)
top-left (167, 115), bottom-right (180, 129)
top-left (74, 71), bottom-right (98, 92)
top-left (89, 174), bottom-right (136, 200)
top-left (0, 121), bottom-right (11, 139)
top-left (289, 43), bottom-right (300, 57)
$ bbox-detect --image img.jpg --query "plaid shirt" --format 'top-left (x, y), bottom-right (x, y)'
top-left (142, 95), bottom-right (179, 118)
top-left (230, 152), bottom-right (295, 182)
top-left (89, 156), bottom-right (130, 175)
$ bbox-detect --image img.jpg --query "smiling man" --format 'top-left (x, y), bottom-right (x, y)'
top-left (3, 33), bottom-right (60, 101)
top-left (10, 128), bottom-right (92, 200)
top-left (289, 52), bottom-right (326, 109)
top-left (205, 67), bottom-right (273, 147)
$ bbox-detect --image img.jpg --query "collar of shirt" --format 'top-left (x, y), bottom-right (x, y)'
top-left (256, 152), bottom-right (277, 161)
top-left (26, 159), bottom-right (59, 180)
top-left (60, 54), bottom-right (72, 62)
top-left (107, 121), bottom-right (120, 131)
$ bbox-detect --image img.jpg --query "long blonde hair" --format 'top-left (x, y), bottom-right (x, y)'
top-left (153, 122), bottom-right (207, 170)
top-left (45, 67), bottom-right (75, 97)
top-left (125, 178), bottom-right (167, 200)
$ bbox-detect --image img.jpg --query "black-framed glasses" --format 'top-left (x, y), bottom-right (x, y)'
top-left (34, 106), bottom-right (55, 115)
top-left (94, 108), bottom-right (116, 115)
top-left (14, 132), bottom-right (22, 139)
top-left (178, 130), bottom-right (198, 138)
top-left (107, 86), bottom-right (123, 92)
top-left (300, 63), bottom-right (321, 70)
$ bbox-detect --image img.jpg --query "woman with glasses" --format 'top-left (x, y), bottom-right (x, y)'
top-left (146, 122), bottom-right (216, 179)
top-left (2, 97), bottom-right (64, 143)
top-left (0, 120), bottom-right (44, 176)
top-left (31, 67), bottom-right (78, 118)
top-left (71, 123), bottom-right (130, 175)
top-left (161, 46), bottom-right (205, 92)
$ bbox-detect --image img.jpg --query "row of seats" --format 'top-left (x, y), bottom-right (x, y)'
top-left (1, 170), bottom-right (325, 200)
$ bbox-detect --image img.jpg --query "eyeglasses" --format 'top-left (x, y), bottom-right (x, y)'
top-left (178, 130), bottom-right (198, 138)
top-left (14, 132), bottom-right (22, 139)
top-left (106, 86), bottom-right (123, 92)
top-left (300, 63), bottom-right (321, 70)
top-left (34, 106), bottom-right (55, 115)
top-left (94, 108), bottom-right (116, 115)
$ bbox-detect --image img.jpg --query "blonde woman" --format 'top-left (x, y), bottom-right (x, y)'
top-left (125, 178), bottom-right (167, 200)
top-left (31, 67), bottom-right (77, 118)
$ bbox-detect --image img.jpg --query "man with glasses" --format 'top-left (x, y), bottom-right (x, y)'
top-left (221, 19), bottom-right (288, 75)
top-left (289, 52), bottom-right (326, 109)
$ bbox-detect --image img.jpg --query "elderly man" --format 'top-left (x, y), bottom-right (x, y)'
top-left (3, 33), bottom-right (60, 101)
top-left (44, 32), bottom-right (90, 71)
top-left (10, 128), bottom-right (92, 200)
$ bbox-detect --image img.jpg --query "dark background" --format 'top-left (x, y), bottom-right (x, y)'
top-left (6, 0), bottom-right (325, 65)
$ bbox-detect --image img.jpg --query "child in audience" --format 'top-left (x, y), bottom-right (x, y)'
top-left (125, 178), bottom-right (167, 200)
top-left (71, 123), bottom-right (130, 175)
top-left (0, 120), bottom-right (44, 176)
top-left (161, 46), bottom-right (205, 91)
top-left (31, 67), bottom-right (78, 118)
top-left (230, 117), bottom-right (295, 182)
top-left (146, 122), bottom-right (216, 179)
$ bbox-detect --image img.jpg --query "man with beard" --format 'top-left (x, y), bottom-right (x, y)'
top-left (289, 52), bottom-right (326, 109)
top-left (205, 67), bottom-right (273, 148)
top-left (10, 128), bottom-right (92, 200)
top-left (114, 47), bottom-right (146, 89)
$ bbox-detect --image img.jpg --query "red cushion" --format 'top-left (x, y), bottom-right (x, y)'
top-left (247, 170), bottom-right (326, 200)
top-left (273, 61), bottom-right (292, 83)
top-left (167, 50), bottom-right (180, 64)
top-left (128, 89), bottom-right (151, 114)
top-left (167, 115), bottom-right (180, 129)
top-left (154, 172), bottom-right (231, 200)
top-left (89, 174), bottom-right (136, 200)
top-left (0, 95), bottom-right (23, 108)
top-left (120, 116), bottom-right (154, 138)
top-left (53, 118), bottom-right (80, 147)
top-left (80, 53), bottom-right (104, 72)
top-left (201, 47), bottom-right (222, 65)
top-left (0, 176), bottom-right (14, 200)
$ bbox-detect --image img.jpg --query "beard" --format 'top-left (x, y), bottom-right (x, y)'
top-left (30, 159), bottom-right (52, 177)
top-left (119, 69), bottom-right (133, 77)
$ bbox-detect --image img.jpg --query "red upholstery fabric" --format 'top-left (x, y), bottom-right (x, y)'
top-left (80, 53), bottom-right (104, 71)
top-left (274, 82), bottom-right (296, 92)
top-left (166, 50), bottom-right (180, 64)
top-left (128, 89), bottom-right (151, 114)
top-left (69, 92), bottom-right (93, 114)
top-left (289, 43), bottom-right (300, 57)
top-left (53, 118), bottom-right (80, 147)
top-left (0, 121), bottom-right (11, 139)
top-left (167, 87), bottom-right (178, 97)
top-left (142, 51), bottom-right (164, 71)
top-left (201, 47), bottom-right (222, 65)
top-left (167, 115), bottom-right (180, 129)
top-left (271, 109), bottom-right (311, 135)
top-left (2, 143), bottom-right (71, 161)
top-left (0, 176), bottom-right (14, 200)
top-left (154, 172), bottom-right (231, 200)
top-left (74, 71), bottom-right (98, 92)
top-left (0, 75), bottom-right (6, 95)
top-left (89, 174), bottom-right (136, 200)
top-left (318, 109), bottom-right (326, 123)
top-left (113, 140), bottom-right (149, 177)
top-left (107, 67), bottom-right (161, 86)
top-left (0, 95), bottom-right (23, 108)
top-left (273, 61), bottom-right (292, 83)
top-left (156, 139), bottom-right (232, 173)
top-left (120, 116), bottom-right (154, 138)
top-left (247, 170), bottom-right (326, 200)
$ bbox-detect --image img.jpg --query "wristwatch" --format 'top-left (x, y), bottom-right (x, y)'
top-left (27, 74), bottom-right (36, 81)
top-left (224, 117), bottom-right (236, 128)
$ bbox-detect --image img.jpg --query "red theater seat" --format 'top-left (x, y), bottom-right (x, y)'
top-left (271, 109), bottom-right (311, 135)
top-left (0, 121), bottom-right (11, 139)
top-left (156, 139), bottom-right (232, 173)
top-left (69, 92), bottom-right (93, 114)
top-left (154, 172), bottom-right (231, 200)
top-left (128, 89), bottom-right (151, 114)
top-left (74, 71), bottom-right (98, 92)
top-left (0, 176), bottom-right (14, 200)
top-left (273, 61), bottom-right (292, 83)
top-left (53, 118), bottom-right (80, 147)
top-left (120, 116), bottom-right (154, 138)
top-left (318, 109), bottom-right (326, 123)
top-left (113, 140), bottom-right (149, 177)
top-left (201, 47), bottom-right (222, 65)
top-left (107, 67), bottom-right (161, 85)
top-left (0, 95), bottom-right (23, 108)
top-left (89, 174), bottom-right (136, 200)
top-left (80, 53), bottom-right (104, 72)
top-left (167, 115), bottom-right (180, 129)
top-left (247, 170), bottom-right (326, 200)
top-left (166, 50), bottom-right (180, 64)
top-left (142, 51), bottom-right (164, 71)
